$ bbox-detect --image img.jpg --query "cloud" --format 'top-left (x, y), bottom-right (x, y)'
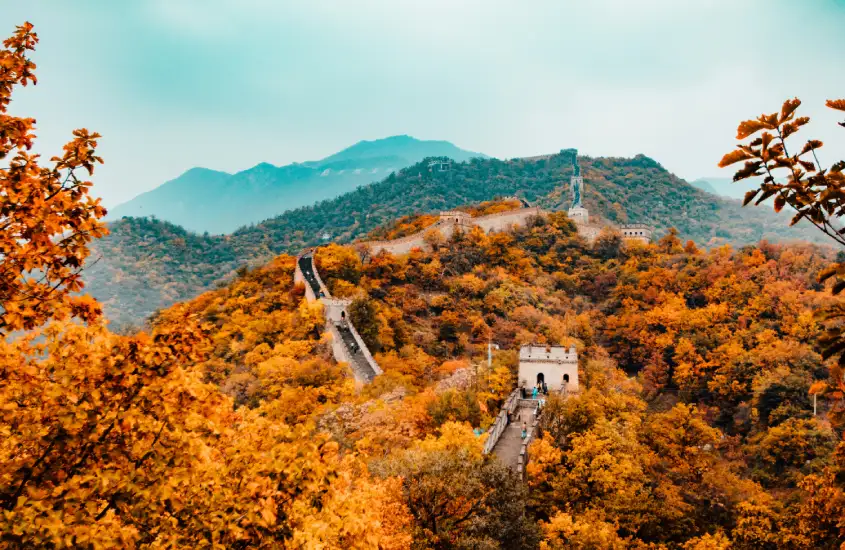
top-left (5, 0), bottom-right (845, 207)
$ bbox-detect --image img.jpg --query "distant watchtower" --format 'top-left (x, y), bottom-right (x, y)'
top-left (439, 210), bottom-right (472, 226)
top-left (428, 160), bottom-right (452, 173)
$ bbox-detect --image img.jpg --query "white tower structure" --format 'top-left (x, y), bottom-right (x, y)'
top-left (518, 344), bottom-right (579, 392)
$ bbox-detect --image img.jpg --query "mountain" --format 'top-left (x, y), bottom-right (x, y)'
top-left (85, 150), bottom-right (830, 329)
top-left (691, 176), bottom-right (759, 201)
top-left (107, 135), bottom-right (486, 234)
top-left (690, 178), bottom-right (718, 195)
top-left (310, 134), bottom-right (480, 165)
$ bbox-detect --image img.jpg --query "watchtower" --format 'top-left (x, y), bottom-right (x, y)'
top-left (439, 210), bottom-right (473, 226)
top-left (518, 344), bottom-right (579, 392)
top-left (568, 205), bottom-right (589, 225)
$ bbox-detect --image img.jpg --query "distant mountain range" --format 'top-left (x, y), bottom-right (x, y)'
top-left (107, 135), bottom-right (487, 234)
top-left (691, 177), bottom-right (759, 201)
top-left (86, 150), bottom-right (829, 329)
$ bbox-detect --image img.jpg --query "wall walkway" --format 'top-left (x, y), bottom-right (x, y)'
top-left (294, 250), bottom-right (382, 384)
top-left (488, 398), bottom-right (541, 478)
top-left (359, 205), bottom-right (545, 257)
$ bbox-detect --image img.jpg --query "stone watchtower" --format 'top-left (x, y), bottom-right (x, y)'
top-left (439, 211), bottom-right (473, 227)
top-left (518, 344), bottom-right (579, 392)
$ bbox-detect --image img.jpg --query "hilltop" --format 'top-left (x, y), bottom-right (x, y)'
top-left (107, 135), bottom-right (486, 234)
top-left (86, 150), bottom-right (828, 328)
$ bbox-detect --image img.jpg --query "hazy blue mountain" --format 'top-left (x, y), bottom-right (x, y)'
top-left (108, 135), bottom-right (486, 234)
top-left (690, 178), bottom-right (718, 195)
top-left (311, 134), bottom-right (483, 165)
top-left (691, 177), bottom-right (759, 201)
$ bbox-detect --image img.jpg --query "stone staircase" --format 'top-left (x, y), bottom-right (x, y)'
top-left (490, 399), bottom-right (540, 475)
top-left (295, 250), bottom-right (381, 384)
top-left (493, 400), bottom-right (537, 472)
top-left (335, 321), bottom-right (378, 382)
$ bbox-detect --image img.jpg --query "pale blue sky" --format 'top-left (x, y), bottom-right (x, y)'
top-left (6, 0), bottom-right (845, 207)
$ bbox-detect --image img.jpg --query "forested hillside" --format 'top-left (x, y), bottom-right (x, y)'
top-left (118, 213), bottom-right (843, 546)
top-left (86, 151), bottom-right (826, 328)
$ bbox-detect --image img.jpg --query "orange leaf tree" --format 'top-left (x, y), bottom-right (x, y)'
top-left (0, 23), bottom-right (413, 547)
top-left (0, 22), bottom-right (107, 334)
top-left (720, 98), bottom-right (845, 423)
top-left (718, 97), bottom-right (845, 245)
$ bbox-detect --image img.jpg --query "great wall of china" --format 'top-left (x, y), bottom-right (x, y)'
top-left (295, 239), bottom-right (549, 472)
top-left (358, 200), bottom-right (652, 257)
top-left (294, 250), bottom-right (382, 384)
top-left (293, 155), bottom-right (654, 470)
top-left (362, 203), bottom-right (545, 256)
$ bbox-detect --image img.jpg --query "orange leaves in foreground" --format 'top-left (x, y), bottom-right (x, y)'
top-left (0, 317), bottom-right (412, 548)
top-left (0, 22), bottom-right (108, 334)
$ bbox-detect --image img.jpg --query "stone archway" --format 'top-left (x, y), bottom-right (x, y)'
top-left (563, 373), bottom-right (570, 384)
top-left (537, 372), bottom-right (545, 386)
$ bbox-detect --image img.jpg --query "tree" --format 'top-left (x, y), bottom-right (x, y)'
top-left (0, 22), bottom-right (108, 334)
top-left (592, 228), bottom-right (623, 260)
top-left (348, 296), bottom-right (381, 352)
top-left (371, 422), bottom-right (540, 549)
top-left (0, 23), bottom-right (415, 547)
top-left (718, 98), bottom-right (845, 246)
top-left (718, 98), bottom-right (845, 423)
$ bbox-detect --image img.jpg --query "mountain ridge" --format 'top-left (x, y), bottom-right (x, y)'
top-left (108, 135), bottom-right (486, 234)
top-left (86, 149), bottom-right (830, 329)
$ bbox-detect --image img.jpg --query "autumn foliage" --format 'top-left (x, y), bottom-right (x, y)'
top-left (0, 22), bottom-right (107, 334)
top-left (3, 20), bottom-right (845, 549)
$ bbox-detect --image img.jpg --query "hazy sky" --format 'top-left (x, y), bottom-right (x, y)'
top-left (6, 0), bottom-right (845, 207)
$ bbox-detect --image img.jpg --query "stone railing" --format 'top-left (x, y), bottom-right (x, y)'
top-left (517, 406), bottom-right (541, 479)
top-left (294, 249), bottom-right (382, 383)
top-left (482, 389), bottom-right (521, 455)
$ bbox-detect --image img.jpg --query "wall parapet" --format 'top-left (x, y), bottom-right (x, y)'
top-left (360, 204), bottom-right (547, 258)
top-left (517, 410), bottom-right (540, 480)
top-left (295, 249), bottom-right (381, 383)
top-left (482, 389), bottom-right (521, 455)
top-left (472, 206), bottom-right (542, 224)
top-left (362, 219), bottom-right (449, 249)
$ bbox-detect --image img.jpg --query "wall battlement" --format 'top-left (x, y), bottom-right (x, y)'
top-left (360, 205), bottom-right (544, 257)
top-left (294, 250), bottom-right (382, 384)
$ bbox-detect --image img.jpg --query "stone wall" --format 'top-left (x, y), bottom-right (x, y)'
top-left (474, 207), bottom-right (542, 233)
top-left (364, 220), bottom-right (449, 256)
top-left (482, 389), bottom-right (521, 455)
top-left (575, 223), bottom-right (602, 243)
top-left (295, 250), bottom-right (382, 383)
top-left (361, 205), bottom-right (545, 257)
